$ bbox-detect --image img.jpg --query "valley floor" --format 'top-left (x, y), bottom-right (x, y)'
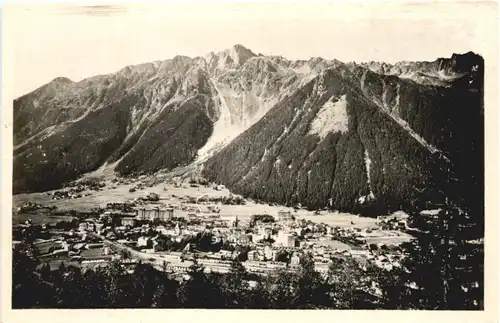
top-left (13, 177), bottom-right (411, 245)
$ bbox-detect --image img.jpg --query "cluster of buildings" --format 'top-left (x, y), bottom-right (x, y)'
top-left (36, 194), bottom-right (409, 276)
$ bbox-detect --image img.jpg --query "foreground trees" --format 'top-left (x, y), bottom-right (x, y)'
top-left (378, 206), bottom-right (483, 310)
top-left (12, 250), bottom-right (370, 309)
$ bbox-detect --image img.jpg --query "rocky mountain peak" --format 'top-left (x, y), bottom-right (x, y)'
top-left (51, 76), bottom-right (73, 84)
top-left (226, 44), bottom-right (257, 65)
top-left (204, 44), bottom-right (257, 73)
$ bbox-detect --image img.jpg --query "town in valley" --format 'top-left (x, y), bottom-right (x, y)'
top-left (14, 174), bottom-right (419, 294)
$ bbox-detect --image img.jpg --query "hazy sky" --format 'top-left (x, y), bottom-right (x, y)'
top-left (6, 2), bottom-right (497, 98)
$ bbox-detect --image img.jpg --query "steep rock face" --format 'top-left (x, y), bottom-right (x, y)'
top-left (195, 56), bottom-right (336, 160)
top-left (203, 53), bottom-right (484, 214)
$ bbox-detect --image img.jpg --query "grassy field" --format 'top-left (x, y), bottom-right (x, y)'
top-left (13, 181), bottom-right (396, 236)
top-left (313, 239), bottom-right (353, 250)
top-left (360, 229), bottom-right (414, 245)
top-left (13, 181), bottom-right (230, 211)
top-left (13, 212), bottom-right (76, 226)
top-left (364, 235), bottom-right (413, 245)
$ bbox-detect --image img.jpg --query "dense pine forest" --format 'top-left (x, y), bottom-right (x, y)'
top-left (202, 58), bottom-right (484, 215)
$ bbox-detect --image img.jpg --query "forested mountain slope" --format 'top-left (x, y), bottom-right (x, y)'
top-left (14, 46), bottom-right (483, 216)
top-left (203, 52), bottom-right (484, 214)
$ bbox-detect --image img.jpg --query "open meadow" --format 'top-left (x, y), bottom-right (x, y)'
top-left (13, 179), bottom-right (412, 247)
top-left (14, 180), bottom-right (382, 231)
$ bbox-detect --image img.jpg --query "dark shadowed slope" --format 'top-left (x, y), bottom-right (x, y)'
top-left (203, 53), bottom-right (484, 214)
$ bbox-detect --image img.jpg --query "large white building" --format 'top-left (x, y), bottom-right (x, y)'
top-left (276, 231), bottom-right (296, 247)
top-left (136, 207), bottom-right (174, 221)
top-left (277, 210), bottom-right (293, 222)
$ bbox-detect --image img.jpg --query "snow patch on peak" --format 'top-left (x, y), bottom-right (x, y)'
top-left (308, 94), bottom-right (349, 139)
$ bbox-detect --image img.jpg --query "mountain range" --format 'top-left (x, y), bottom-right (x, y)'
top-left (13, 45), bottom-right (484, 215)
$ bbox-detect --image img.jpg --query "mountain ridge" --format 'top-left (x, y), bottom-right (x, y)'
top-left (13, 45), bottom-right (484, 216)
top-left (15, 45), bottom-right (482, 101)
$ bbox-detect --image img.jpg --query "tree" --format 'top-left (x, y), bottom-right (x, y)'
top-left (162, 261), bottom-right (168, 272)
top-left (176, 259), bottom-right (224, 308)
top-left (176, 259), bottom-right (202, 307)
top-left (292, 253), bottom-right (330, 308)
top-left (12, 244), bottom-right (41, 308)
top-left (55, 266), bottom-right (84, 308)
top-left (132, 263), bottom-right (158, 307)
top-left (221, 259), bottom-right (249, 308)
top-left (39, 263), bottom-right (51, 281)
top-left (104, 260), bottom-right (130, 307)
top-left (152, 276), bottom-right (179, 308)
top-left (247, 279), bottom-right (271, 309)
top-left (194, 232), bottom-right (214, 252)
top-left (58, 262), bottom-right (66, 274)
top-left (220, 240), bottom-right (235, 252)
top-left (275, 250), bottom-right (290, 263)
top-left (380, 205), bottom-right (483, 310)
top-left (250, 214), bottom-right (275, 225)
top-left (119, 248), bottom-right (132, 260)
top-left (80, 269), bottom-right (109, 307)
top-left (100, 214), bottom-right (112, 225)
top-left (152, 285), bottom-right (168, 308)
top-left (262, 268), bottom-right (297, 308)
top-left (327, 256), bottom-right (368, 309)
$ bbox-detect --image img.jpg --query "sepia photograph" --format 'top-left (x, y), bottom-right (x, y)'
top-left (1, 1), bottom-right (498, 318)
